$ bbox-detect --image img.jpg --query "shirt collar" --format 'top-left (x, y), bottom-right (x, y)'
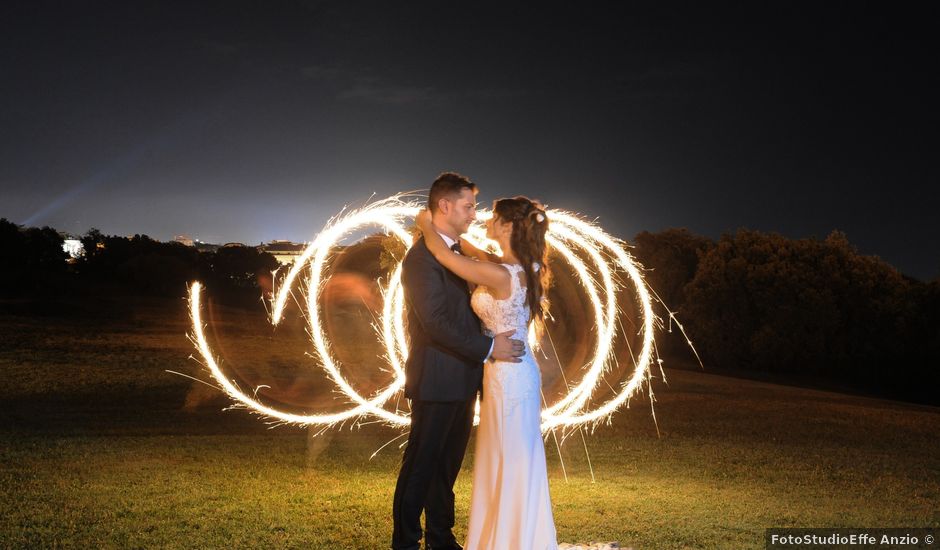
top-left (436, 231), bottom-right (458, 250)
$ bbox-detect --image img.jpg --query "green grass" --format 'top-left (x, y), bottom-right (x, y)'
top-left (1, 297), bottom-right (938, 549)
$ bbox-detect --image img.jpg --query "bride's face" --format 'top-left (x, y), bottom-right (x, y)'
top-left (486, 209), bottom-right (513, 245)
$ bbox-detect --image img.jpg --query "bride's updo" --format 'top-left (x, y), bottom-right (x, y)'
top-left (492, 196), bottom-right (550, 323)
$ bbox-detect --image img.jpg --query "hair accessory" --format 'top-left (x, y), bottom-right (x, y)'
top-left (535, 212), bottom-right (545, 223)
top-left (532, 262), bottom-right (541, 272)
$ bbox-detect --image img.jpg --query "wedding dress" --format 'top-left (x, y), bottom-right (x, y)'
top-left (465, 263), bottom-right (558, 550)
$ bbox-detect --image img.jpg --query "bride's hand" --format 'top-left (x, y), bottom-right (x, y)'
top-left (415, 209), bottom-right (432, 232)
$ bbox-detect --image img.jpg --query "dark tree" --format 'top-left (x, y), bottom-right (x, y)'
top-left (200, 246), bottom-right (280, 306)
top-left (632, 228), bottom-right (715, 310)
top-left (631, 228), bottom-right (715, 359)
top-left (0, 218), bottom-right (68, 296)
top-left (682, 229), bottom-right (921, 400)
top-left (899, 278), bottom-right (940, 403)
top-left (75, 231), bottom-right (200, 297)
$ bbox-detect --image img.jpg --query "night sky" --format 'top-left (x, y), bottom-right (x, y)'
top-left (2, 2), bottom-right (937, 279)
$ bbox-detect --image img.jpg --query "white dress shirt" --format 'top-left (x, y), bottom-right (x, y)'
top-left (437, 231), bottom-right (459, 251)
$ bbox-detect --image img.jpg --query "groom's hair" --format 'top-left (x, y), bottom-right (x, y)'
top-left (428, 172), bottom-right (477, 213)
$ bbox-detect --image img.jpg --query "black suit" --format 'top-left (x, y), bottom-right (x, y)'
top-left (392, 237), bottom-right (492, 550)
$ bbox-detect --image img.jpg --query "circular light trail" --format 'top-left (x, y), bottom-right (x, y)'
top-left (188, 195), bottom-right (659, 432)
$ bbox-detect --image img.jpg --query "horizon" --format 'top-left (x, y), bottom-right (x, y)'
top-left (10, 213), bottom-right (934, 282)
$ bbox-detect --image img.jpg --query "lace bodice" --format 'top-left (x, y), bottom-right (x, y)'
top-left (470, 263), bottom-right (530, 342)
top-left (471, 262), bottom-right (540, 416)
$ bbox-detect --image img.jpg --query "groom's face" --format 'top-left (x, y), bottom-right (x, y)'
top-left (439, 188), bottom-right (478, 236)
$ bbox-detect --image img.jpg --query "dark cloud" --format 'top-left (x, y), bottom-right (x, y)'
top-left (337, 80), bottom-right (438, 105)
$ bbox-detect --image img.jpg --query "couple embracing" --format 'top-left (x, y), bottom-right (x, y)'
top-left (392, 172), bottom-right (557, 550)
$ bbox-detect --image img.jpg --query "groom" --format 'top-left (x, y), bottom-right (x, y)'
top-left (392, 172), bottom-right (524, 550)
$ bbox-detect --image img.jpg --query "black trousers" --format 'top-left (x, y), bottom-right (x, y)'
top-left (391, 398), bottom-right (475, 550)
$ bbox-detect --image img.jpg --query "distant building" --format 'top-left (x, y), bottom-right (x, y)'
top-left (55, 231), bottom-right (84, 260)
top-left (174, 235), bottom-right (194, 247)
top-left (61, 238), bottom-right (84, 260)
top-left (259, 240), bottom-right (306, 265)
top-left (174, 234), bottom-right (220, 252)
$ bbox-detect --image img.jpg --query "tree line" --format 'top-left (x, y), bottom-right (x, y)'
top-left (632, 228), bottom-right (939, 405)
top-left (0, 219), bottom-right (279, 306)
top-left (4, 218), bottom-right (937, 404)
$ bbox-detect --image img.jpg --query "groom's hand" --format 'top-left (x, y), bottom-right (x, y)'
top-left (491, 330), bottom-right (525, 363)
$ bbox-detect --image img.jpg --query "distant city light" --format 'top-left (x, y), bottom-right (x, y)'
top-left (62, 239), bottom-right (84, 259)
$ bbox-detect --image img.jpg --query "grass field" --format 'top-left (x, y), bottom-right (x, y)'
top-left (1, 296), bottom-right (938, 549)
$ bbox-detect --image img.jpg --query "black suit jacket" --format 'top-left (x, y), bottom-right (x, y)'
top-left (401, 236), bottom-right (492, 402)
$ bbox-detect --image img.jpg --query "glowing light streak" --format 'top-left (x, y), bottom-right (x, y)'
top-left (188, 194), bottom-right (680, 432)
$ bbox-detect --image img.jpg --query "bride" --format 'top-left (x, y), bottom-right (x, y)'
top-left (416, 196), bottom-right (558, 550)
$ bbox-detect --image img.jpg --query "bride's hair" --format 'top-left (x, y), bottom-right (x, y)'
top-left (492, 196), bottom-right (551, 323)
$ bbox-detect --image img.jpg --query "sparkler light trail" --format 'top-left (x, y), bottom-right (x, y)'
top-left (188, 194), bottom-right (687, 432)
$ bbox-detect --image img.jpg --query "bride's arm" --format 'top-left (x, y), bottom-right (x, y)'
top-left (415, 210), bottom-right (511, 293)
top-left (458, 237), bottom-right (502, 263)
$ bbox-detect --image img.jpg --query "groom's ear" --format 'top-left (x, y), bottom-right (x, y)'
top-left (437, 197), bottom-right (451, 215)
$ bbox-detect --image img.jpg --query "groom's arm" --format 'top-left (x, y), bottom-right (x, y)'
top-left (403, 251), bottom-right (493, 364)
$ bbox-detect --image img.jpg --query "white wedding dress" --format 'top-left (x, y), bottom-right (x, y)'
top-left (465, 263), bottom-right (558, 550)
